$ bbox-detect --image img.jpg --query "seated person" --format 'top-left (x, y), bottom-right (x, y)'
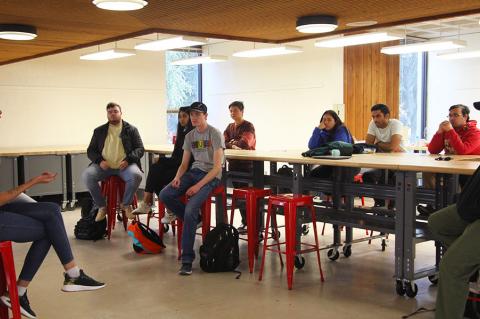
top-left (132, 107), bottom-right (193, 217)
top-left (224, 101), bottom-right (256, 232)
top-left (82, 102), bottom-right (144, 221)
top-left (419, 104), bottom-right (480, 215)
top-left (362, 103), bottom-right (404, 208)
top-left (159, 102), bottom-right (225, 276)
top-left (428, 173), bottom-right (480, 319)
top-left (0, 171), bottom-right (105, 319)
top-left (308, 110), bottom-right (354, 179)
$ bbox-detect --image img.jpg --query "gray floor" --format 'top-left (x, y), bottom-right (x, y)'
top-left (10, 208), bottom-right (437, 319)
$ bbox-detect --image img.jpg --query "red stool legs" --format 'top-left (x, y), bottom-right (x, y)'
top-left (0, 242), bottom-right (21, 319)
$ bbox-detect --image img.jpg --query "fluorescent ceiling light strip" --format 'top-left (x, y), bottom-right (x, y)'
top-left (437, 50), bottom-right (480, 60)
top-left (381, 39), bottom-right (466, 55)
top-left (80, 49), bottom-right (136, 60)
top-left (92, 0), bottom-right (148, 11)
top-left (315, 31), bottom-right (403, 48)
top-left (135, 36), bottom-right (207, 51)
top-left (171, 55), bottom-right (228, 65)
top-left (233, 45), bottom-right (302, 58)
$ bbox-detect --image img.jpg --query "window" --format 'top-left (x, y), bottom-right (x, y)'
top-left (165, 50), bottom-right (201, 141)
top-left (399, 52), bottom-right (427, 144)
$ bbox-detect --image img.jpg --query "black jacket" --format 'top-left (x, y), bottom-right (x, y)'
top-left (87, 120), bottom-right (145, 169)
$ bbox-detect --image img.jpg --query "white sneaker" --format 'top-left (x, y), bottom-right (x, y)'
top-left (132, 202), bottom-right (151, 215)
top-left (123, 205), bottom-right (134, 220)
top-left (95, 207), bottom-right (107, 222)
top-left (161, 210), bottom-right (177, 224)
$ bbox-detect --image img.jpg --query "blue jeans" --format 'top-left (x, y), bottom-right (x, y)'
top-left (159, 168), bottom-right (220, 264)
top-left (0, 195), bottom-right (74, 282)
top-left (82, 163), bottom-right (143, 207)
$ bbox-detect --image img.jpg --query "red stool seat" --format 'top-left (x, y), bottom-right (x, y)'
top-left (259, 194), bottom-right (324, 290)
top-left (230, 188), bottom-right (272, 273)
top-left (101, 176), bottom-right (138, 240)
top-left (0, 241), bottom-right (21, 319)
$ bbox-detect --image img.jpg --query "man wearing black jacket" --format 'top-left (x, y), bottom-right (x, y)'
top-left (82, 102), bottom-right (144, 221)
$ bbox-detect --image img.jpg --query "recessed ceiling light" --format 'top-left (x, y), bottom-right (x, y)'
top-left (346, 20), bottom-right (378, 27)
top-left (381, 39), bottom-right (466, 55)
top-left (296, 15), bottom-right (338, 34)
top-left (233, 45), bottom-right (302, 58)
top-left (315, 31), bottom-right (403, 48)
top-left (92, 0), bottom-right (148, 11)
top-left (171, 55), bottom-right (228, 65)
top-left (135, 36), bottom-right (207, 51)
top-left (0, 24), bottom-right (37, 41)
top-left (80, 48), bottom-right (136, 60)
top-left (437, 50), bottom-right (480, 60)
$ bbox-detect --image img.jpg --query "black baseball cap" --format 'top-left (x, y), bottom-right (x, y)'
top-left (189, 102), bottom-right (207, 113)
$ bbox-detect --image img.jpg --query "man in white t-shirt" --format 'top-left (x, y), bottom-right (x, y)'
top-left (363, 103), bottom-right (404, 207)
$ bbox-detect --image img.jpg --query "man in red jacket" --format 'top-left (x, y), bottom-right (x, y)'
top-left (418, 104), bottom-right (480, 215)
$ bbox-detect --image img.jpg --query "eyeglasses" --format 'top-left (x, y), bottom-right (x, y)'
top-left (435, 156), bottom-right (452, 161)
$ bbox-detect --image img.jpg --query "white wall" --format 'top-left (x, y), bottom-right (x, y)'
top-left (427, 34), bottom-right (480, 139)
top-left (0, 44), bottom-right (166, 148)
top-left (202, 40), bottom-right (344, 150)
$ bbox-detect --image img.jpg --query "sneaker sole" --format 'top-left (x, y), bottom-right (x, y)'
top-left (61, 284), bottom-right (106, 292)
top-left (0, 295), bottom-right (36, 319)
top-left (178, 271), bottom-right (192, 276)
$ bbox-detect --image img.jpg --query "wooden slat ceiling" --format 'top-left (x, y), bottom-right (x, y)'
top-left (1, 0), bottom-right (480, 65)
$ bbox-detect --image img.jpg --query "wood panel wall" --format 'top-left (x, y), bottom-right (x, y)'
top-left (344, 41), bottom-right (400, 140)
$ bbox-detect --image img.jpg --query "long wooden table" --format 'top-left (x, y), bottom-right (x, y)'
top-left (147, 145), bottom-right (480, 297)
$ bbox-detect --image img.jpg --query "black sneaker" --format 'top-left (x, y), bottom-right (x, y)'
top-left (0, 292), bottom-right (37, 319)
top-left (61, 269), bottom-right (106, 292)
top-left (178, 263), bottom-right (192, 276)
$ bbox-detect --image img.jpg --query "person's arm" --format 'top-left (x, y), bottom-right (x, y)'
top-left (444, 128), bottom-right (480, 155)
top-left (231, 127), bottom-right (255, 150)
top-left (365, 134), bottom-right (376, 145)
top-left (0, 172), bottom-right (56, 206)
top-left (224, 129), bottom-right (233, 149)
top-left (186, 148), bottom-right (223, 196)
top-left (87, 128), bottom-right (104, 164)
top-left (308, 127), bottom-right (329, 149)
top-left (332, 126), bottom-right (352, 143)
top-left (171, 150), bottom-right (192, 188)
top-left (376, 134), bottom-right (403, 152)
top-left (427, 132), bottom-right (446, 154)
top-left (125, 127), bottom-right (145, 164)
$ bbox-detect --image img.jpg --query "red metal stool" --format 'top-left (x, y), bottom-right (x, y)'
top-left (230, 187), bottom-right (272, 273)
top-left (259, 194), bottom-right (324, 290)
top-left (0, 241), bottom-right (21, 319)
top-left (174, 185), bottom-right (227, 259)
top-left (101, 176), bottom-right (138, 240)
top-left (147, 197), bottom-right (185, 260)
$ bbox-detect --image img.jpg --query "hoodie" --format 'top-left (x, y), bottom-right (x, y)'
top-left (428, 120), bottom-right (480, 155)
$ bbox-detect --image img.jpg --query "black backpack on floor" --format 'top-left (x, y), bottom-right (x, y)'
top-left (74, 197), bottom-right (106, 241)
top-left (199, 223), bottom-right (241, 278)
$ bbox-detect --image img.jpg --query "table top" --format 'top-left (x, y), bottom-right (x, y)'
top-left (1, 144), bottom-right (479, 175)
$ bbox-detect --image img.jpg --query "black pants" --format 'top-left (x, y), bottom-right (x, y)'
top-left (145, 157), bottom-right (180, 195)
top-left (362, 169), bottom-right (395, 207)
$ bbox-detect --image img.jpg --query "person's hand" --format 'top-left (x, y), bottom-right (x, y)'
top-left (100, 160), bottom-right (109, 170)
top-left (31, 172), bottom-right (57, 185)
top-left (318, 121), bottom-right (326, 130)
top-left (437, 120), bottom-right (451, 134)
top-left (119, 160), bottom-right (128, 170)
top-left (441, 121), bottom-right (453, 132)
top-left (231, 145), bottom-right (241, 150)
top-left (186, 184), bottom-right (201, 197)
top-left (171, 177), bottom-right (181, 189)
